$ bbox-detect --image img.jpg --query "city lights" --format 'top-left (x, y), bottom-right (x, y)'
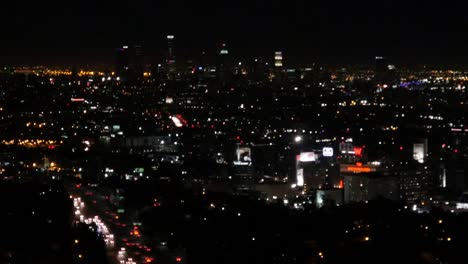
top-left (2, 5), bottom-right (468, 263)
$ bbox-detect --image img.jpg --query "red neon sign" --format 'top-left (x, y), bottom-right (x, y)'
top-left (354, 147), bottom-right (363, 156)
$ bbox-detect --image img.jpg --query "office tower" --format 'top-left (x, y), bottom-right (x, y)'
top-left (271, 51), bottom-right (284, 80)
top-left (199, 50), bottom-right (207, 70)
top-left (341, 163), bottom-right (398, 203)
top-left (231, 145), bottom-right (255, 189)
top-left (133, 43), bottom-right (144, 78)
top-left (150, 63), bottom-right (164, 81)
top-left (274, 51), bottom-right (283, 68)
top-left (375, 56), bottom-right (388, 73)
top-left (397, 164), bottom-right (433, 204)
top-left (115, 45), bottom-right (130, 80)
top-left (249, 58), bottom-right (269, 83)
top-left (374, 56), bottom-right (399, 87)
top-left (166, 35), bottom-right (176, 74)
top-left (217, 42), bottom-right (229, 56)
top-left (295, 151), bottom-right (340, 190)
top-left (115, 44), bottom-right (145, 82)
top-left (216, 42), bottom-right (231, 83)
top-left (413, 139), bottom-right (428, 164)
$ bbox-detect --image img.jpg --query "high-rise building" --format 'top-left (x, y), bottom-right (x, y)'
top-left (115, 44), bottom-right (145, 82)
top-left (216, 42), bottom-right (231, 83)
top-left (249, 58), bottom-right (269, 83)
top-left (133, 44), bottom-right (144, 78)
top-left (230, 145), bottom-right (255, 189)
top-left (375, 56), bottom-right (388, 73)
top-left (341, 163), bottom-right (398, 203)
top-left (397, 163), bottom-right (433, 204)
top-left (374, 56), bottom-right (399, 87)
top-left (274, 51), bottom-right (283, 68)
top-left (115, 46), bottom-right (130, 80)
top-left (413, 139), bottom-right (428, 164)
top-left (166, 35), bottom-right (176, 74)
top-left (217, 42), bottom-right (229, 56)
top-left (198, 50), bottom-right (207, 70)
top-left (150, 63), bottom-right (164, 81)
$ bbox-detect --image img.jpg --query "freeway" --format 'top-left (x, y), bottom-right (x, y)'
top-left (67, 182), bottom-right (156, 264)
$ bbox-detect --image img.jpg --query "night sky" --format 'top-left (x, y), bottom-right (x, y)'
top-left (2, 1), bottom-right (468, 66)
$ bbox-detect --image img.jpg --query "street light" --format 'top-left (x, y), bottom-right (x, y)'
top-left (294, 136), bottom-right (302, 143)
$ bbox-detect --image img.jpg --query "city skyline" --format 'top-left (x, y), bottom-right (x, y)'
top-left (1, 2), bottom-right (468, 264)
top-left (3, 1), bottom-right (468, 66)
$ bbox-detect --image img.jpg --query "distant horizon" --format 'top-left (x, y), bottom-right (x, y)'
top-left (3, 41), bottom-right (468, 69)
top-left (3, 1), bottom-right (468, 68)
top-left (3, 56), bottom-right (468, 71)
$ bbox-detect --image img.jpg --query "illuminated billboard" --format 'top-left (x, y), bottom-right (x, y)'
top-left (340, 163), bottom-right (377, 173)
top-left (316, 189), bottom-right (343, 208)
top-left (234, 147), bottom-right (252, 166)
top-left (165, 97), bottom-right (174, 104)
top-left (170, 114), bottom-right (188, 128)
top-left (171, 116), bottom-right (183, 127)
top-left (353, 147), bottom-right (363, 156)
top-left (133, 168), bottom-right (144, 173)
top-left (322, 147), bottom-right (334, 157)
top-left (296, 168), bottom-right (304, 187)
top-left (413, 143), bottom-right (425, 163)
top-left (297, 152), bottom-right (317, 162)
top-left (345, 166), bottom-right (372, 173)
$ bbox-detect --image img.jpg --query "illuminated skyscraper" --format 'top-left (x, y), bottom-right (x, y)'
top-left (216, 42), bottom-right (231, 83)
top-left (166, 35), bottom-right (176, 74)
top-left (274, 51), bottom-right (283, 68)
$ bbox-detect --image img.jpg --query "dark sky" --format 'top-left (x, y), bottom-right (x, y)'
top-left (2, 1), bottom-right (468, 66)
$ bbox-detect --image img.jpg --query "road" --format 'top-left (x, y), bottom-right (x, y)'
top-left (66, 181), bottom-right (156, 264)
